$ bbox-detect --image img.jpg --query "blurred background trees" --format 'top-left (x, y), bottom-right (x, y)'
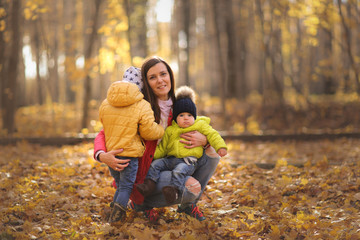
top-left (0, 0), bottom-right (360, 137)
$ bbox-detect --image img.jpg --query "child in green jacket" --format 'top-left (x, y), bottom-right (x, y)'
top-left (136, 86), bottom-right (227, 204)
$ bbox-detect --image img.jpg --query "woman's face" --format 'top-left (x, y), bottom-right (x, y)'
top-left (146, 62), bottom-right (172, 101)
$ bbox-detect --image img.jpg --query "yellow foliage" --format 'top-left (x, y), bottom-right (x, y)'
top-left (81, 128), bottom-right (89, 135)
top-left (24, 8), bottom-right (32, 20)
top-left (98, 48), bottom-right (115, 74)
top-left (0, 8), bottom-right (5, 18)
top-left (280, 175), bottom-right (292, 186)
top-left (246, 116), bottom-right (260, 134)
top-left (233, 122), bottom-right (245, 133)
top-left (306, 26), bottom-right (318, 36)
top-left (115, 22), bottom-right (128, 33)
top-left (300, 178), bottom-right (308, 185)
top-left (132, 56), bottom-right (144, 67)
top-left (269, 225), bottom-right (280, 238)
top-left (276, 158), bottom-right (288, 167)
top-left (316, 155), bottom-right (328, 169)
top-left (0, 20), bottom-right (5, 32)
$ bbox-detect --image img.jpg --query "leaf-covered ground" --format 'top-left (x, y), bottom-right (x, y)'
top-left (1, 139), bottom-right (360, 239)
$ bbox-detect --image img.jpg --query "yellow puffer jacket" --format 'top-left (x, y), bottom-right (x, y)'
top-left (99, 81), bottom-right (164, 157)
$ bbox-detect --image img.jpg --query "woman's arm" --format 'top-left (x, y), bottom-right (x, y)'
top-left (93, 129), bottom-right (130, 171)
top-left (93, 129), bottom-right (107, 160)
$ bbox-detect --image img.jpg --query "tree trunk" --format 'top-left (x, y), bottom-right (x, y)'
top-left (123, 0), bottom-right (134, 65)
top-left (255, 0), bottom-right (266, 96)
top-left (176, 0), bottom-right (191, 86)
top-left (319, 27), bottom-right (335, 94)
top-left (2, 0), bottom-right (21, 134)
top-left (337, 0), bottom-right (360, 94)
top-left (211, 0), bottom-right (227, 130)
top-left (183, 0), bottom-right (190, 86)
top-left (34, 20), bottom-right (44, 105)
top-left (52, 1), bottom-right (60, 103)
top-left (225, 0), bottom-right (238, 99)
top-left (81, 0), bottom-right (102, 129)
top-left (124, 0), bottom-right (147, 60)
top-left (63, 0), bottom-right (76, 103)
top-left (0, 0), bottom-right (7, 112)
top-left (270, 17), bottom-right (284, 104)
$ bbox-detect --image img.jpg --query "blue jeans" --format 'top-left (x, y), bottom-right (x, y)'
top-left (108, 156), bottom-right (138, 208)
top-left (141, 151), bottom-right (220, 209)
top-left (146, 156), bottom-right (197, 191)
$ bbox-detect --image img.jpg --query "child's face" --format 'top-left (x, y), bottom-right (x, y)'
top-left (176, 112), bottom-right (195, 128)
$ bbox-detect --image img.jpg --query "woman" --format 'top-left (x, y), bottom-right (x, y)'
top-left (94, 56), bottom-right (220, 222)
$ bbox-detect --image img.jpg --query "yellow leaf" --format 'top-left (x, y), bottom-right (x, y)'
top-left (81, 128), bottom-right (89, 135)
top-left (270, 225), bottom-right (280, 237)
top-left (281, 175), bottom-right (292, 185)
top-left (132, 56), bottom-right (144, 67)
top-left (276, 158), bottom-right (288, 167)
top-left (0, 20), bottom-right (6, 31)
top-left (247, 212), bottom-right (255, 221)
top-left (300, 178), bottom-right (308, 185)
top-left (304, 160), bottom-right (312, 168)
top-left (115, 22), bottom-right (128, 32)
top-left (0, 8), bottom-right (5, 17)
top-left (316, 155), bottom-right (328, 169)
top-left (24, 8), bottom-right (32, 20)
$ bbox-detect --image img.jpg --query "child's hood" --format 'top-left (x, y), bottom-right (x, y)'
top-left (106, 81), bottom-right (144, 107)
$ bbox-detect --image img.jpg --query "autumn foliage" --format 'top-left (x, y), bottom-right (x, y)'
top-left (1, 139), bottom-right (359, 239)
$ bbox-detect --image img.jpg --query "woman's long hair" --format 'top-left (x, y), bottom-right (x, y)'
top-left (141, 56), bottom-right (176, 123)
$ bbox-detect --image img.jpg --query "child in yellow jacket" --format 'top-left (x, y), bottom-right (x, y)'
top-left (99, 66), bottom-right (164, 223)
top-left (136, 86), bottom-right (227, 204)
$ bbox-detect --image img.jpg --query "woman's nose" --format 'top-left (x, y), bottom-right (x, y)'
top-left (156, 76), bottom-right (163, 83)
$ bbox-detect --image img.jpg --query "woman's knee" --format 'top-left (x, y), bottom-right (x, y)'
top-left (185, 177), bottom-right (201, 196)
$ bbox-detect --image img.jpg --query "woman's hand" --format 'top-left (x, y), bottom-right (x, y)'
top-left (98, 149), bottom-right (130, 171)
top-left (180, 131), bottom-right (207, 149)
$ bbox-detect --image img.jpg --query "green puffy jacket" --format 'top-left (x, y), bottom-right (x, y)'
top-left (154, 116), bottom-right (227, 160)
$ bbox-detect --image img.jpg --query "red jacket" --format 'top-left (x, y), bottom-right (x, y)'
top-left (94, 111), bottom-right (173, 205)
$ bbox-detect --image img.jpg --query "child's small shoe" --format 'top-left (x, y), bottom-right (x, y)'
top-left (162, 186), bottom-right (179, 204)
top-left (109, 203), bottom-right (127, 223)
top-left (177, 204), bottom-right (206, 221)
top-left (136, 179), bottom-right (156, 197)
top-left (144, 208), bottom-right (159, 223)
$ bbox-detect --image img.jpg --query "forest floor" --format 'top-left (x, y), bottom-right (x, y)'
top-left (2, 95), bottom-right (360, 137)
top-left (1, 138), bottom-right (359, 239)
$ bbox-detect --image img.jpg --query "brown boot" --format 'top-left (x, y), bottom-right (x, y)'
top-left (162, 186), bottom-right (179, 204)
top-left (109, 203), bottom-right (127, 223)
top-left (136, 179), bottom-right (156, 197)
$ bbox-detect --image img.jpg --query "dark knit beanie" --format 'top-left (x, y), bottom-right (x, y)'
top-left (173, 97), bottom-right (197, 122)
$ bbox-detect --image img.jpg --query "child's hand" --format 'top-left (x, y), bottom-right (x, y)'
top-left (217, 148), bottom-right (227, 157)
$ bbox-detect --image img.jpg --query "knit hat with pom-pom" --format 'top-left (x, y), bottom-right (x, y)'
top-left (173, 86), bottom-right (197, 122)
